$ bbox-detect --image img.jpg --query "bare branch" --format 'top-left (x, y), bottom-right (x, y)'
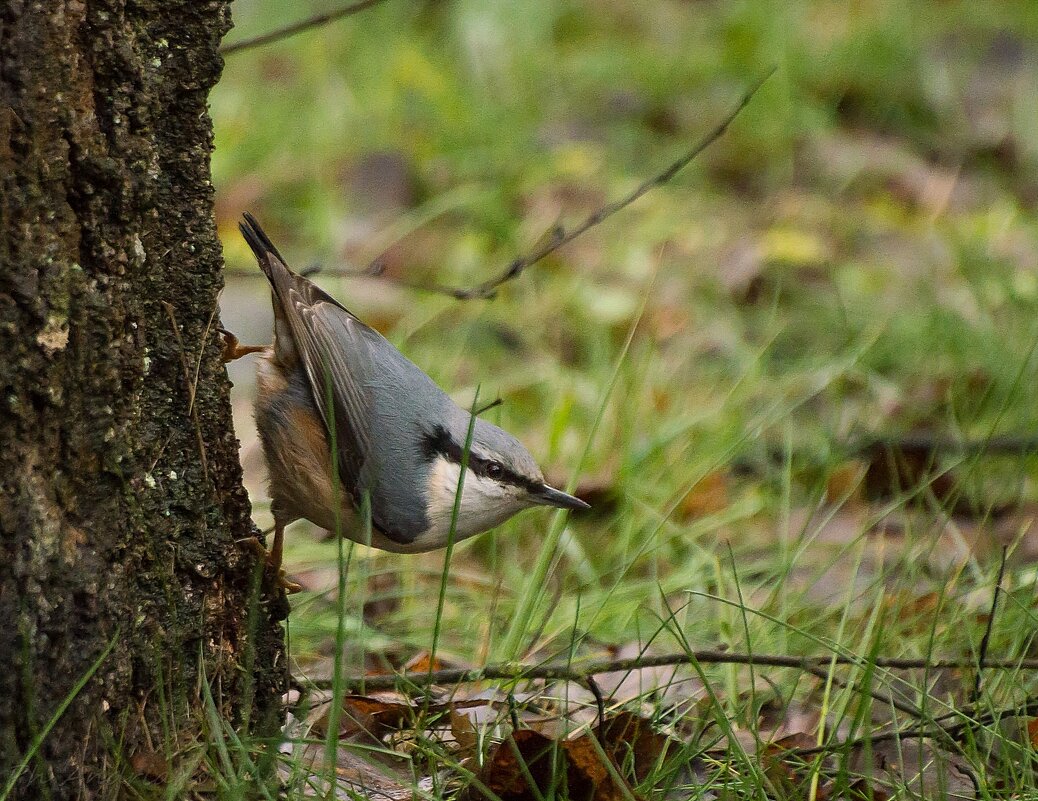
top-left (788, 697), bottom-right (1038, 757)
top-left (221, 0), bottom-right (388, 57)
top-left (801, 662), bottom-right (923, 720)
top-left (222, 72), bottom-right (774, 295)
top-left (423, 68), bottom-right (777, 300)
top-left (303, 648), bottom-right (1038, 693)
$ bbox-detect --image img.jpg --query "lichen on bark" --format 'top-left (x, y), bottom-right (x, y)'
top-left (0, 2), bottom-right (286, 797)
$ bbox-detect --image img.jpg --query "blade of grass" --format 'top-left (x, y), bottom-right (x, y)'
top-left (1, 629), bottom-right (120, 801)
top-left (428, 386), bottom-right (481, 675)
top-left (321, 355), bottom-right (358, 798)
top-left (497, 263), bottom-right (659, 660)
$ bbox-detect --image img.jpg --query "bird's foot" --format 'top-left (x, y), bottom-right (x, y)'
top-left (219, 328), bottom-right (267, 363)
top-left (236, 536), bottom-right (303, 594)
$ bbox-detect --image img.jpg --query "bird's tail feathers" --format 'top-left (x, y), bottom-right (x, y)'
top-left (239, 212), bottom-right (295, 287)
top-left (239, 211), bottom-right (358, 321)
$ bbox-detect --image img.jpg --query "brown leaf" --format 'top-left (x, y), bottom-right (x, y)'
top-left (130, 749), bottom-right (168, 783)
top-left (768, 731), bottom-right (817, 752)
top-left (759, 734), bottom-right (835, 799)
top-left (676, 471), bottom-right (730, 521)
top-left (403, 650), bottom-right (448, 674)
top-left (469, 730), bottom-right (557, 800)
top-left (343, 695), bottom-right (416, 735)
top-left (561, 735), bottom-right (630, 801)
top-left (597, 711), bottom-right (676, 783)
top-left (847, 738), bottom-right (977, 799)
top-left (308, 693), bottom-right (415, 742)
top-left (284, 740), bottom-right (431, 801)
top-left (466, 729), bottom-right (642, 801)
top-left (309, 688), bottom-right (503, 749)
top-left (451, 709), bottom-right (479, 752)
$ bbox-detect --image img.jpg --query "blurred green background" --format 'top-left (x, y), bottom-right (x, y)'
top-left (214, 0), bottom-right (1038, 673)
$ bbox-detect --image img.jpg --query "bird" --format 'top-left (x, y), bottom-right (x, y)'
top-left (224, 213), bottom-right (589, 591)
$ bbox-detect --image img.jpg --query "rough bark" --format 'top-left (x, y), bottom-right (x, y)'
top-left (0, 2), bottom-right (286, 798)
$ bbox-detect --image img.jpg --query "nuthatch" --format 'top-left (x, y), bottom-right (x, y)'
top-left (225, 214), bottom-right (588, 591)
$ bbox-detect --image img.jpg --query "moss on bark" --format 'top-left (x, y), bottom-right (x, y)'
top-left (0, 2), bottom-right (286, 797)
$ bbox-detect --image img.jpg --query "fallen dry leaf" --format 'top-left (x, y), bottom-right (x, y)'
top-left (402, 650), bottom-right (449, 674)
top-left (677, 471), bottom-right (730, 521)
top-left (597, 711), bottom-right (677, 784)
top-left (848, 737), bottom-right (977, 800)
top-left (283, 743), bottom-right (433, 801)
top-left (465, 728), bottom-right (641, 801)
top-left (130, 749), bottom-right (168, 783)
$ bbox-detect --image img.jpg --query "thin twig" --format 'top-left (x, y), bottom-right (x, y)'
top-left (421, 69), bottom-right (776, 300)
top-left (788, 697), bottom-right (1038, 758)
top-left (971, 545), bottom-right (1008, 704)
top-left (585, 675), bottom-right (606, 729)
top-left (162, 302), bottom-right (210, 482)
top-left (220, 0), bottom-right (388, 56)
top-left (855, 433), bottom-right (1038, 457)
top-left (801, 663), bottom-right (922, 720)
top-left (222, 73), bottom-right (772, 296)
top-left (303, 649), bottom-right (1038, 692)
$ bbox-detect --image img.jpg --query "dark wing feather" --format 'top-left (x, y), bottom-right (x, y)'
top-left (239, 213), bottom-right (372, 501)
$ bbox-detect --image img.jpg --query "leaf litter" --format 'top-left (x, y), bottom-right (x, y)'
top-left (217, 15), bottom-right (1038, 797)
top-left (275, 634), bottom-right (1009, 800)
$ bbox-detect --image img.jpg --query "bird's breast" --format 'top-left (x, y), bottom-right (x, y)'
top-left (255, 357), bottom-right (358, 531)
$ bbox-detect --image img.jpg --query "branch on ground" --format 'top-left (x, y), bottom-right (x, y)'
top-left (789, 697), bottom-right (1038, 757)
top-left (304, 648), bottom-right (1038, 693)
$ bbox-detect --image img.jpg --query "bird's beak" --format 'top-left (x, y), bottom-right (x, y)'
top-left (531, 484), bottom-right (591, 511)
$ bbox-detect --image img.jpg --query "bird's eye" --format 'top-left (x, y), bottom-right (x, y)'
top-left (486, 462), bottom-right (504, 479)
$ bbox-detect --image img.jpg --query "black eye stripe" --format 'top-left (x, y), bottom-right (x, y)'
top-left (420, 425), bottom-right (541, 492)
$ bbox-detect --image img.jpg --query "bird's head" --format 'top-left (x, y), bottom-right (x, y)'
top-left (420, 417), bottom-right (588, 540)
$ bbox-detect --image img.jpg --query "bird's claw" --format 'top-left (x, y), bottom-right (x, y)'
top-left (236, 536), bottom-right (302, 594)
top-left (277, 572), bottom-right (304, 594)
top-left (219, 328), bottom-right (266, 363)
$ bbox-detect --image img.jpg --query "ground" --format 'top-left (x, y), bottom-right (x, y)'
top-left (208, 1), bottom-right (1038, 796)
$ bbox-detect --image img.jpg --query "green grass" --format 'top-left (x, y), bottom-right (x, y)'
top-left (206, 0), bottom-right (1038, 796)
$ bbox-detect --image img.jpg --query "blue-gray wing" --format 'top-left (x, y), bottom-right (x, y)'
top-left (240, 214), bottom-right (372, 508)
top-left (240, 213), bottom-right (429, 543)
top-left (288, 294), bottom-right (375, 497)
top-left (291, 297), bottom-right (435, 542)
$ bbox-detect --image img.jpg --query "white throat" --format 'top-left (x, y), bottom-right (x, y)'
top-left (422, 455), bottom-right (529, 543)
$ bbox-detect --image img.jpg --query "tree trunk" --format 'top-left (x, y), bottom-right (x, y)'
top-left (0, 2), bottom-right (286, 797)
